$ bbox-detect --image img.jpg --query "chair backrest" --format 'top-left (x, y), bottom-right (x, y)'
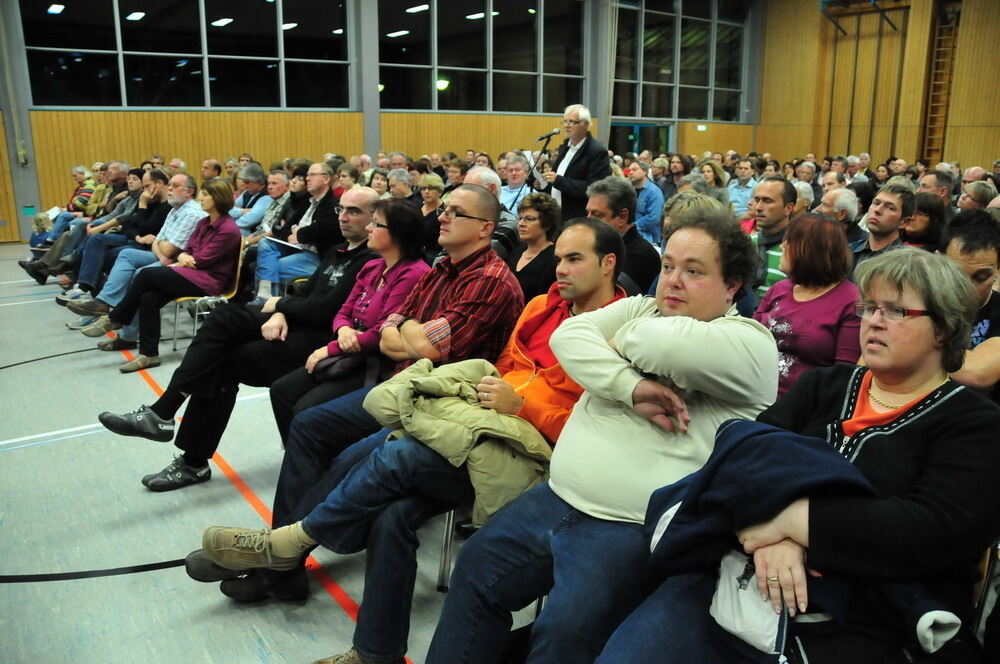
top-left (218, 239), bottom-right (248, 300)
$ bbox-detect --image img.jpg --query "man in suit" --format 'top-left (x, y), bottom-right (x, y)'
top-left (541, 104), bottom-right (611, 220)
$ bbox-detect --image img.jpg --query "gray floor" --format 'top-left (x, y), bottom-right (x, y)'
top-left (0, 244), bottom-right (458, 664)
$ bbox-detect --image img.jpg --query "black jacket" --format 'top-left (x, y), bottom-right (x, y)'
top-left (295, 188), bottom-right (344, 259)
top-left (274, 241), bottom-right (376, 331)
top-left (549, 135), bottom-right (612, 220)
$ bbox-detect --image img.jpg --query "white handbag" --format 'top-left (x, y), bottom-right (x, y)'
top-left (709, 549), bottom-right (790, 662)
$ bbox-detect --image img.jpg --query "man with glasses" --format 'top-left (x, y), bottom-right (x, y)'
top-left (183, 184), bottom-right (524, 607)
top-left (96, 188), bottom-right (379, 492)
top-left (253, 162), bottom-right (343, 301)
top-left (541, 103), bottom-right (612, 220)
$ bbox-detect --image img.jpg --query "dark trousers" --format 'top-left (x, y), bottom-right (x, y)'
top-left (109, 266), bottom-right (205, 357)
top-left (164, 302), bottom-right (327, 461)
top-left (269, 366), bottom-right (366, 444)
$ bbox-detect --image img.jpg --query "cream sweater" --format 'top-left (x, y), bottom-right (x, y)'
top-left (548, 296), bottom-right (779, 523)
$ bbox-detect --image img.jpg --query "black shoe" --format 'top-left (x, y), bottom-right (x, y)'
top-left (97, 336), bottom-right (138, 351)
top-left (220, 567), bottom-right (309, 603)
top-left (18, 260), bottom-right (48, 285)
top-left (141, 455), bottom-right (211, 492)
top-left (99, 405), bottom-right (174, 442)
top-left (185, 549), bottom-right (241, 582)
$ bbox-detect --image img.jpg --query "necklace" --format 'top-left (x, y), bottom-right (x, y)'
top-left (867, 376), bottom-right (949, 410)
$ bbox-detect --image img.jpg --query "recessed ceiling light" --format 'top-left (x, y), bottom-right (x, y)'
top-left (47, 4), bottom-right (65, 14)
top-left (210, 18), bottom-right (234, 27)
top-left (125, 12), bottom-right (145, 21)
top-left (332, 28), bottom-right (344, 34)
top-left (281, 22), bottom-right (298, 30)
top-left (378, 84), bottom-right (385, 92)
top-left (528, 8), bottom-right (536, 14)
top-left (436, 79), bottom-right (450, 91)
top-left (466, 11), bottom-right (499, 19)
top-left (386, 30), bottom-right (410, 38)
top-left (406, 4), bottom-right (429, 12)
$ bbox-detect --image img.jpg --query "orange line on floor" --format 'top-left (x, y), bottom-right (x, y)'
top-left (114, 333), bottom-right (382, 645)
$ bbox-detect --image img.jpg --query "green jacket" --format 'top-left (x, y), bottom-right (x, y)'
top-left (363, 358), bottom-right (552, 526)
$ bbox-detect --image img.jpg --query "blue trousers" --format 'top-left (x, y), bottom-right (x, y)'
top-left (301, 436), bottom-right (474, 662)
top-left (255, 239), bottom-right (319, 287)
top-left (77, 233), bottom-right (129, 289)
top-left (425, 483), bottom-right (649, 664)
top-left (46, 211), bottom-right (78, 242)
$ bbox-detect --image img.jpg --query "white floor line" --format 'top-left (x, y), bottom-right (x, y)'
top-left (0, 278), bottom-right (36, 285)
top-left (0, 299), bottom-right (52, 308)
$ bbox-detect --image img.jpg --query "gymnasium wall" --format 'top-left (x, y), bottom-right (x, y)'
top-left (0, 111), bottom-right (17, 242)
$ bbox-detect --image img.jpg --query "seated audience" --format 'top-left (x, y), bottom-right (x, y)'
top-left (749, 177), bottom-right (796, 299)
top-left (388, 169), bottom-right (421, 206)
top-left (505, 192), bottom-right (560, 300)
top-left (334, 163), bottom-right (360, 199)
top-left (960, 180), bottom-right (998, 212)
top-left (424, 209), bottom-right (777, 663)
top-left (443, 158), bottom-right (468, 198)
top-left (43, 165), bottom-right (96, 244)
top-left (194, 218), bottom-right (627, 664)
top-left (268, 199), bottom-right (430, 440)
top-left (699, 159), bottom-right (731, 208)
top-left (244, 170), bottom-right (292, 247)
top-left (499, 154), bottom-right (533, 213)
top-left (230, 164), bottom-right (273, 236)
top-left (753, 213), bottom-right (860, 396)
top-left (90, 178), bottom-right (241, 371)
top-left (96, 187), bottom-right (379, 490)
top-left (901, 192), bottom-right (946, 251)
top-left (597, 248), bottom-right (1000, 664)
top-left (368, 168), bottom-right (390, 199)
top-left (852, 183), bottom-right (912, 272)
top-left (584, 176), bottom-right (661, 294)
top-left (628, 161), bottom-right (665, 246)
top-left (417, 173), bottom-right (446, 256)
top-left (791, 180), bottom-right (815, 216)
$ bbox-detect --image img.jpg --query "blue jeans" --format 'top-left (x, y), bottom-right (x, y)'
top-left (46, 211), bottom-right (78, 242)
top-left (255, 239), bottom-right (319, 287)
top-left (301, 436), bottom-right (474, 662)
top-left (97, 248), bottom-right (157, 307)
top-left (62, 218), bottom-right (96, 259)
top-left (425, 483), bottom-right (649, 664)
top-left (76, 233), bottom-right (129, 289)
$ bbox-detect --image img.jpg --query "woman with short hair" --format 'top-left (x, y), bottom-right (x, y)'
top-left (505, 193), bottom-right (561, 300)
top-left (418, 172), bottom-right (446, 257)
top-left (960, 180), bottom-right (998, 211)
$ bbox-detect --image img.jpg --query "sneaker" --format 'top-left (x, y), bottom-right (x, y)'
top-left (184, 549), bottom-right (241, 583)
top-left (141, 455), bottom-right (211, 492)
top-left (98, 404), bottom-right (174, 442)
top-left (97, 336), bottom-right (137, 351)
top-left (119, 354), bottom-right (160, 373)
top-left (312, 649), bottom-right (402, 664)
top-left (55, 287), bottom-right (91, 306)
top-left (56, 275), bottom-right (75, 291)
top-left (219, 567), bottom-right (310, 602)
top-left (201, 527), bottom-right (303, 572)
top-left (66, 315), bottom-right (99, 330)
top-left (68, 297), bottom-right (111, 317)
top-left (81, 315), bottom-right (121, 337)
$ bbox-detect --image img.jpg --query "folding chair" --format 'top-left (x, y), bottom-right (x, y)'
top-left (170, 239), bottom-right (247, 350)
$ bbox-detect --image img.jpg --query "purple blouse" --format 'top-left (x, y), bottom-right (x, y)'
top-left (327, 257), bottom-right (431, 356)
top-left (753, 278), bottom-right (862, 396)
top-left (171, 214), bottom-right (242, 295)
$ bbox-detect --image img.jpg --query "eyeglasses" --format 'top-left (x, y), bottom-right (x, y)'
top-left (306, 172), bottom-right (328, 178)
top-left (561, 119), bottom-right (582, 126)
top-left (335, 206), bottom-right (371, 217)
top-left (854, 304), bottom-right (931, 321)
top-left (419, 186), bottom-right (440, 192)
top-left (368, 221), bottom-right (389, 229)
top-left (518, 215), bottom-right (540, 223)
top-left (441, 207), bottom-right (491, 223)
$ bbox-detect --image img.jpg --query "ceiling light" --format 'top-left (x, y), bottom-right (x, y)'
top-left (47, 4), bottom-right (65, 14)
top-left (386, 30), bottom-right (410, 38)
top-left (282, 22), bottom-right (298, 30)
top-left (210, 18), bottom-right (234, 27)
top-left (176, 59), bottom-right (189, 67)
top-left (378, 84), bottom-right (385, 92)
top-left (465, 11), bottom-right (499, 20)
top-left (528, 8), bottom-right (536, 14)
top-left (406, 4), bottom-right (429, 12)
top-left (332, 28), bottom-right (344, 34)
top-left (436, 79), bottom-right (450, 91)
top-left (125, 11), bottom-right (145, 21)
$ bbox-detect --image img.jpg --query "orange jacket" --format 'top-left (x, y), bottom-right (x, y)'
top-left (495, 284), bottom-right (626, 445)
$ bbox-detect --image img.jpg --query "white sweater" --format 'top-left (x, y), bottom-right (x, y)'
top-left (548, 296), bottom-right (779, 523)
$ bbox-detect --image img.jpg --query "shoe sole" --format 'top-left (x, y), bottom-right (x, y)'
top-left (67, 300), bottom-right (109, 316)
top-left (98, 341), bottom-right (137, 351)
top-left (119, 359), bottom-right (160, 373)
top-left (219, 577), bottom-right (309, 603)
top-left (143, 472), bottom-right (210, 492)
top-left (98, 412), bottom-right (174, 442)
top-left (185, 551), bottom-right (241, 582)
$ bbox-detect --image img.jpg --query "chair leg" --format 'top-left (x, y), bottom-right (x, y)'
top-left (172, 301), bottom-right (180, 351)
top-left (191, 299), bottom-right (200, 345)
top-left (437, 509), bottom-right (456, 593)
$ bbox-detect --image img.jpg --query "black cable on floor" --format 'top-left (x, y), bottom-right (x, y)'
top-left (0, 347), bottom-right (101, 370)
top-left (0, 558), bottom-right (186, 583)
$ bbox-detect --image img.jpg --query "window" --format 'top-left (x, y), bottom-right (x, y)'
top-left (209, 59), bottom-right (280, 107)
top-left (286, 62), bottom-right (350, 108)
top-left (19, 0), bottom-right (116, 50)
top-left (119, 0), bottom-right (201, 54)
top-left (380, 66), bottom-right (432, 110)
top-left (283, 1), bottom-right (348, 61)
top-left (124, 55), bottom-right (204, 106)
top-left (205, 0), bottom-right (278, 57)
top-left (27, 51), bottom-right (121, 106)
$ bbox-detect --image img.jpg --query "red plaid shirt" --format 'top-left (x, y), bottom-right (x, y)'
top-left (381, 245), bottom-right (524, 365)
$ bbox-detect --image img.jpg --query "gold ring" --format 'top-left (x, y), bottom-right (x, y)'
top-left (766, 576), bottom-right (779, 583)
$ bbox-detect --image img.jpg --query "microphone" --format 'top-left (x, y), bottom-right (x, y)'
top-left (535, 128), bottom-right (560, 142)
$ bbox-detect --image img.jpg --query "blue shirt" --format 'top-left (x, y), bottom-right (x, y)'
top-left (499, 183), bottom-right (531, 214)
top-left (156, 199), bottom-right (204, 249)
top-left (635, 183), bottom-right (665, 246)
top-left (727, 177), bottom-right (756, 216)
top-left (230, 190), bottom-right (274, 235)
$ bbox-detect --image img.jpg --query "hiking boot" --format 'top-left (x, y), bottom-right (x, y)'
top-left (141, 455), bottom-right (211, 492)
top-left (56, 287), bottom-right (91, 306)
top-left (184, 549), bottom-right (241, 582)
top-left (98, 404), bottom-right (174, 442)
top-left (18, 260), bottom-right (48, 285)
top-left (66, 315), bottom-right (98, 330)
top-left (70, 298), bottom-right (112, 317)
top-left (119, 354), bottom-right (160, 373)
top-left (201, 527), bottom-right (303, 572)
top-left (219, 567), bottom-right (310, 602)
top-left (97, 336), bottom-right (137, 351)
top-left (81, 315), bottom-right (121, 337)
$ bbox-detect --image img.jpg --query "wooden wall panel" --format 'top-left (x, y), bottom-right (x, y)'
top-left (847, 13), bottom-right (881, 154)
top-left (827, 14), bottom-right (859, 155)
top-left (945, 0), bottom-right (1000, 167)
top-left (30, 111), bottom-right (363, 208)
top-left (868, 9), bottom-right (907, 161)
top-left (0, 111), bottom-right (20, 242)
top-left (379, 113), bottom-right (580, 160)
top-left (895, 1), bottom-right (933, 162)
top-left (675, 122), bottom-right (754, 157)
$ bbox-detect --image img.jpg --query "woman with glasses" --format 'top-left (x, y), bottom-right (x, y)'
top-left (504, 193), bottom-right (560, 300)
top-left (752, 213), bottom-right (861, 396)
top-left (269, 198), bottom-right (431, 443)
top-left (598, 247), bottom-right (1000, 664)
top-left (418, 173), bottom-right (447, 258)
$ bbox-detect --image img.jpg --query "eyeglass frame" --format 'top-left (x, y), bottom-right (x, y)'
top-left (854, 303), bottom-right (932, 321)
top-left (335, 205), bottom-right (374, 217)
top-left (440, 206), bottom-right (492, 224)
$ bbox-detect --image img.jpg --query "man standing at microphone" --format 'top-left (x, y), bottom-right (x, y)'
top-left (541, 104), bottom-right (612, 220)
